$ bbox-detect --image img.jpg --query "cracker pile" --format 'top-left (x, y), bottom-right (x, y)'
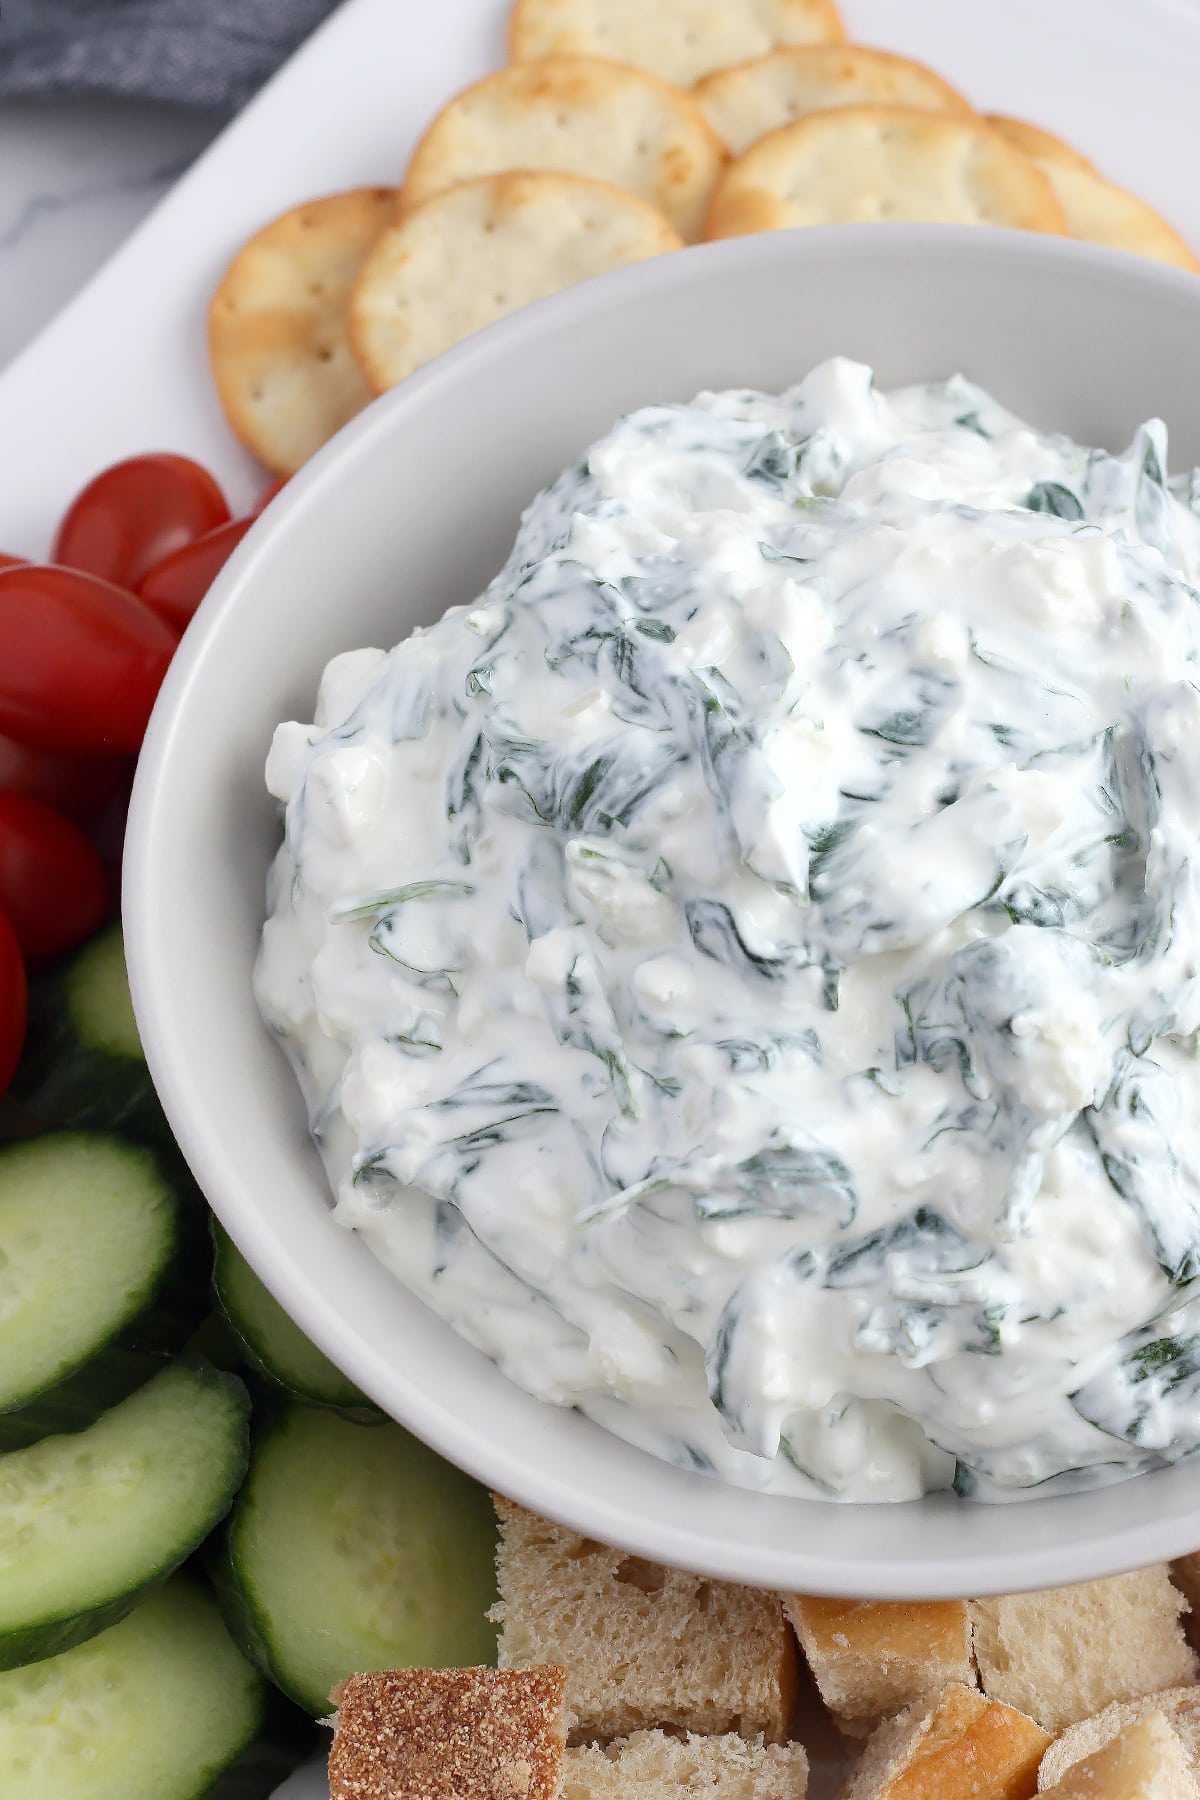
top-left (328, 1500), bottom-right (1200, 1800)
top-left (208, 0), bottom-right (1199, 476)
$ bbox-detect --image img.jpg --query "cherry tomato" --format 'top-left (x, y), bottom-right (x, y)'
top-left (0, 794), bottom-right (109, 959)
top-left (0, 565), bottom-right (178, 754)
top-left (0, 909), bottom-right (26, 1099)
top-left (0, 733), bottom-right (132, 825)
top-left (253, 476), bottom-right (289, 514)
top-left (0, 554), bottom-right (26, 572)
top-left (53, 453), bottom-right (230, 591)
top-left (137, 516), bottom-right (255, 632)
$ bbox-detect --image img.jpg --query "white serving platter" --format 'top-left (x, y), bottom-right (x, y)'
top-left (1, 1), bottom-right (1198, 1792)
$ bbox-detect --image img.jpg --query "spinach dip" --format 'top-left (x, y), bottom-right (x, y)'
top-left (258, 357), bottom-right (1200, 1502)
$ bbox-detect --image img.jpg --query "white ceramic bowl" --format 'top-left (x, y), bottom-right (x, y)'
top-left (125, 226), bottom-right (1200, 1597)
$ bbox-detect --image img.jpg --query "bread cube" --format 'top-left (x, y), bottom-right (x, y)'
top-left (973, 1571), bottom-right (1197, 1734)
top-left (783, 1595), bottom-right (974, 1734)
top-left (328, 1665), bottom-right (566, 1800)
top-left (562, 1730), bottom-right (808, 1800)
top-left (491, 1498), bottom-right (797, 1741)
top-left (1040, 1691), bottom-right (1200, 1790)
top-left (1039, 1713), bottom-right (1196, 1800)
top-left (843, 1683), bottom-right (1051, 1800)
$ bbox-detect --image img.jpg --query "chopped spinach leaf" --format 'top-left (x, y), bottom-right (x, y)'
top-left (1025, 481), bottom-right (1084, 520)
top-left (685, 898), bottom-right (785, 979)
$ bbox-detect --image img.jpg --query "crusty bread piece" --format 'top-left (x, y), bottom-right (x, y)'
top-left (973, 1572), bottom-right (1197, 1735)
top-left (1040, 1692), bottom-right (1200, 1790)
top-left (783, 1595), bottom-right (975, 1736)
top-left (328, 1665), bottom-right (567, 1800)
top-left (491, 1497), bottom-right (797, 1741)
top-left (562, 1730), bottom-right (808, 1800)
top-left (1039, 1714), bottom-right (1197, 1800)
top-left (842, 1683), bottom-right (1051, 1800)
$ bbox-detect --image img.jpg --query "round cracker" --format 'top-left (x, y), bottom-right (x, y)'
top-left (508, 0), bottom-right (844, 91)
top-left (988, 115), bottom-right (1199, 272)
top-left (348, 172), bottom-right (682, 393)
top-left (704, 106), bottom-right (1066, 239)
top-left (985, 114), bottom-right (1096, 174)
top-left (400, 56), bottom-right (727, 242)
top-left (695, 44), bottom-right (972, 156)
top-left (209, 188), bottom-right (395, 474)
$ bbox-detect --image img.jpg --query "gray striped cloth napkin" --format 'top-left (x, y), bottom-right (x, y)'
top-left (0, 0), bottom-right (341, 112)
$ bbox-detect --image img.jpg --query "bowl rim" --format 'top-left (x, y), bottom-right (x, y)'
top-left (125, 224), bottom-right (1200, 1596)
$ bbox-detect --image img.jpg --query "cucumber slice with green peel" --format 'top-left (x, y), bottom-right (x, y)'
top-left (0, 1133), bottom-right (174, 1407)
top-left (219, 1404), bottom-right (498, 1715)
top-left (0, 1360), bottom-right (250, 1670)
top-left (212, 1220), bottom-right (377, 1417)
top-left (184, 1305), bottom-right (251, 1374)
top-left (0, 1338), bottom-right (181, 1453)
top-left (59, 923), bottom-right (141, 1059)
top-left (0, 1577), bottom-right (272, 1800)
top-left (0, 1133), bottom-right (207, 1447)
top-left (13, 924), bottom-right (168, 1145)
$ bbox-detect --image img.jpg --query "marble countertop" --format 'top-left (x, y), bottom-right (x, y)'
top-left (0, 97), bottom-right (222, 373)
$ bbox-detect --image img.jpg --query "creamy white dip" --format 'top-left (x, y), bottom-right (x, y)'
top-left (257, 357), bottom-right (1200, 1502)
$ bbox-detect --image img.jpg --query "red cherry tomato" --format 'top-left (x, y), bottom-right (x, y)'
top-left (137, 516), bottom-right (255, 632)
top-left (0, 565), bottom-right (178, 754)
top-left (53, 453), bottom-right (230, 591)
top-left (0, 794), bottom-right (109, 959)
top-left (253, 476), bottom-right (289, 514)
top-left (0, 909), bottom-right (26, 1098)
top-left (0, 733), bottom-right (131, 825)
top-left (0, 553), bottom-right (26, 572)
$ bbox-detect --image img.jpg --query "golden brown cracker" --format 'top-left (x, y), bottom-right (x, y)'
top-left (349, 172), bottom-right (681, 394)
top-left (695, 44), bottom-right (971, 156)
top-left (508, 0), bottom-right (844, 90)
top-left (704, 106), bottom-right (1065, 238)
top-left (985, 115), bottom-right (1096, 173)
top-left (209, 187), bottom-right (394, 474)
top-left (988, 116), bottom-right (1198, 271)
top-left (401, 56), bottom-right (727, 241)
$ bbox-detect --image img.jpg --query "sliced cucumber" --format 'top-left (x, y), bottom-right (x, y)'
top-left (212, 1220), bottom-right (377, 1417)
top-left (0, 1133), bottom-right (207, 1448)
top-left (0, 1576), bottom-right (270, 1800)
top-left (0, 1360), bottom-right (249, 1670)
top-left (184, 1306), bottom-right (251, 1374)
top-left (219, 1403), bottom-right (497, 1714)
top-left (13, 925), bottom-right (167, 1145)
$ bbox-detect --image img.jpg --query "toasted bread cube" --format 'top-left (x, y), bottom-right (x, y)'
top-left (973, 1571), bottom-right (1197, 1735)
top-left (1040, 1692), bottom-right (1200, 1790)
top-left (784, 1595), bottom-right (974, 1735)
top-left (1039, 1714), bottom-right (1197, 1800)
top-left (328, 1665), bottom-right (566, 1800)
top-left (843, 1683), bottom-right (1051, 1800)
top-left (562, 1730), bottom-right (809, 1800)
top-left (491, 1498), bottom-right (797, 1741)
